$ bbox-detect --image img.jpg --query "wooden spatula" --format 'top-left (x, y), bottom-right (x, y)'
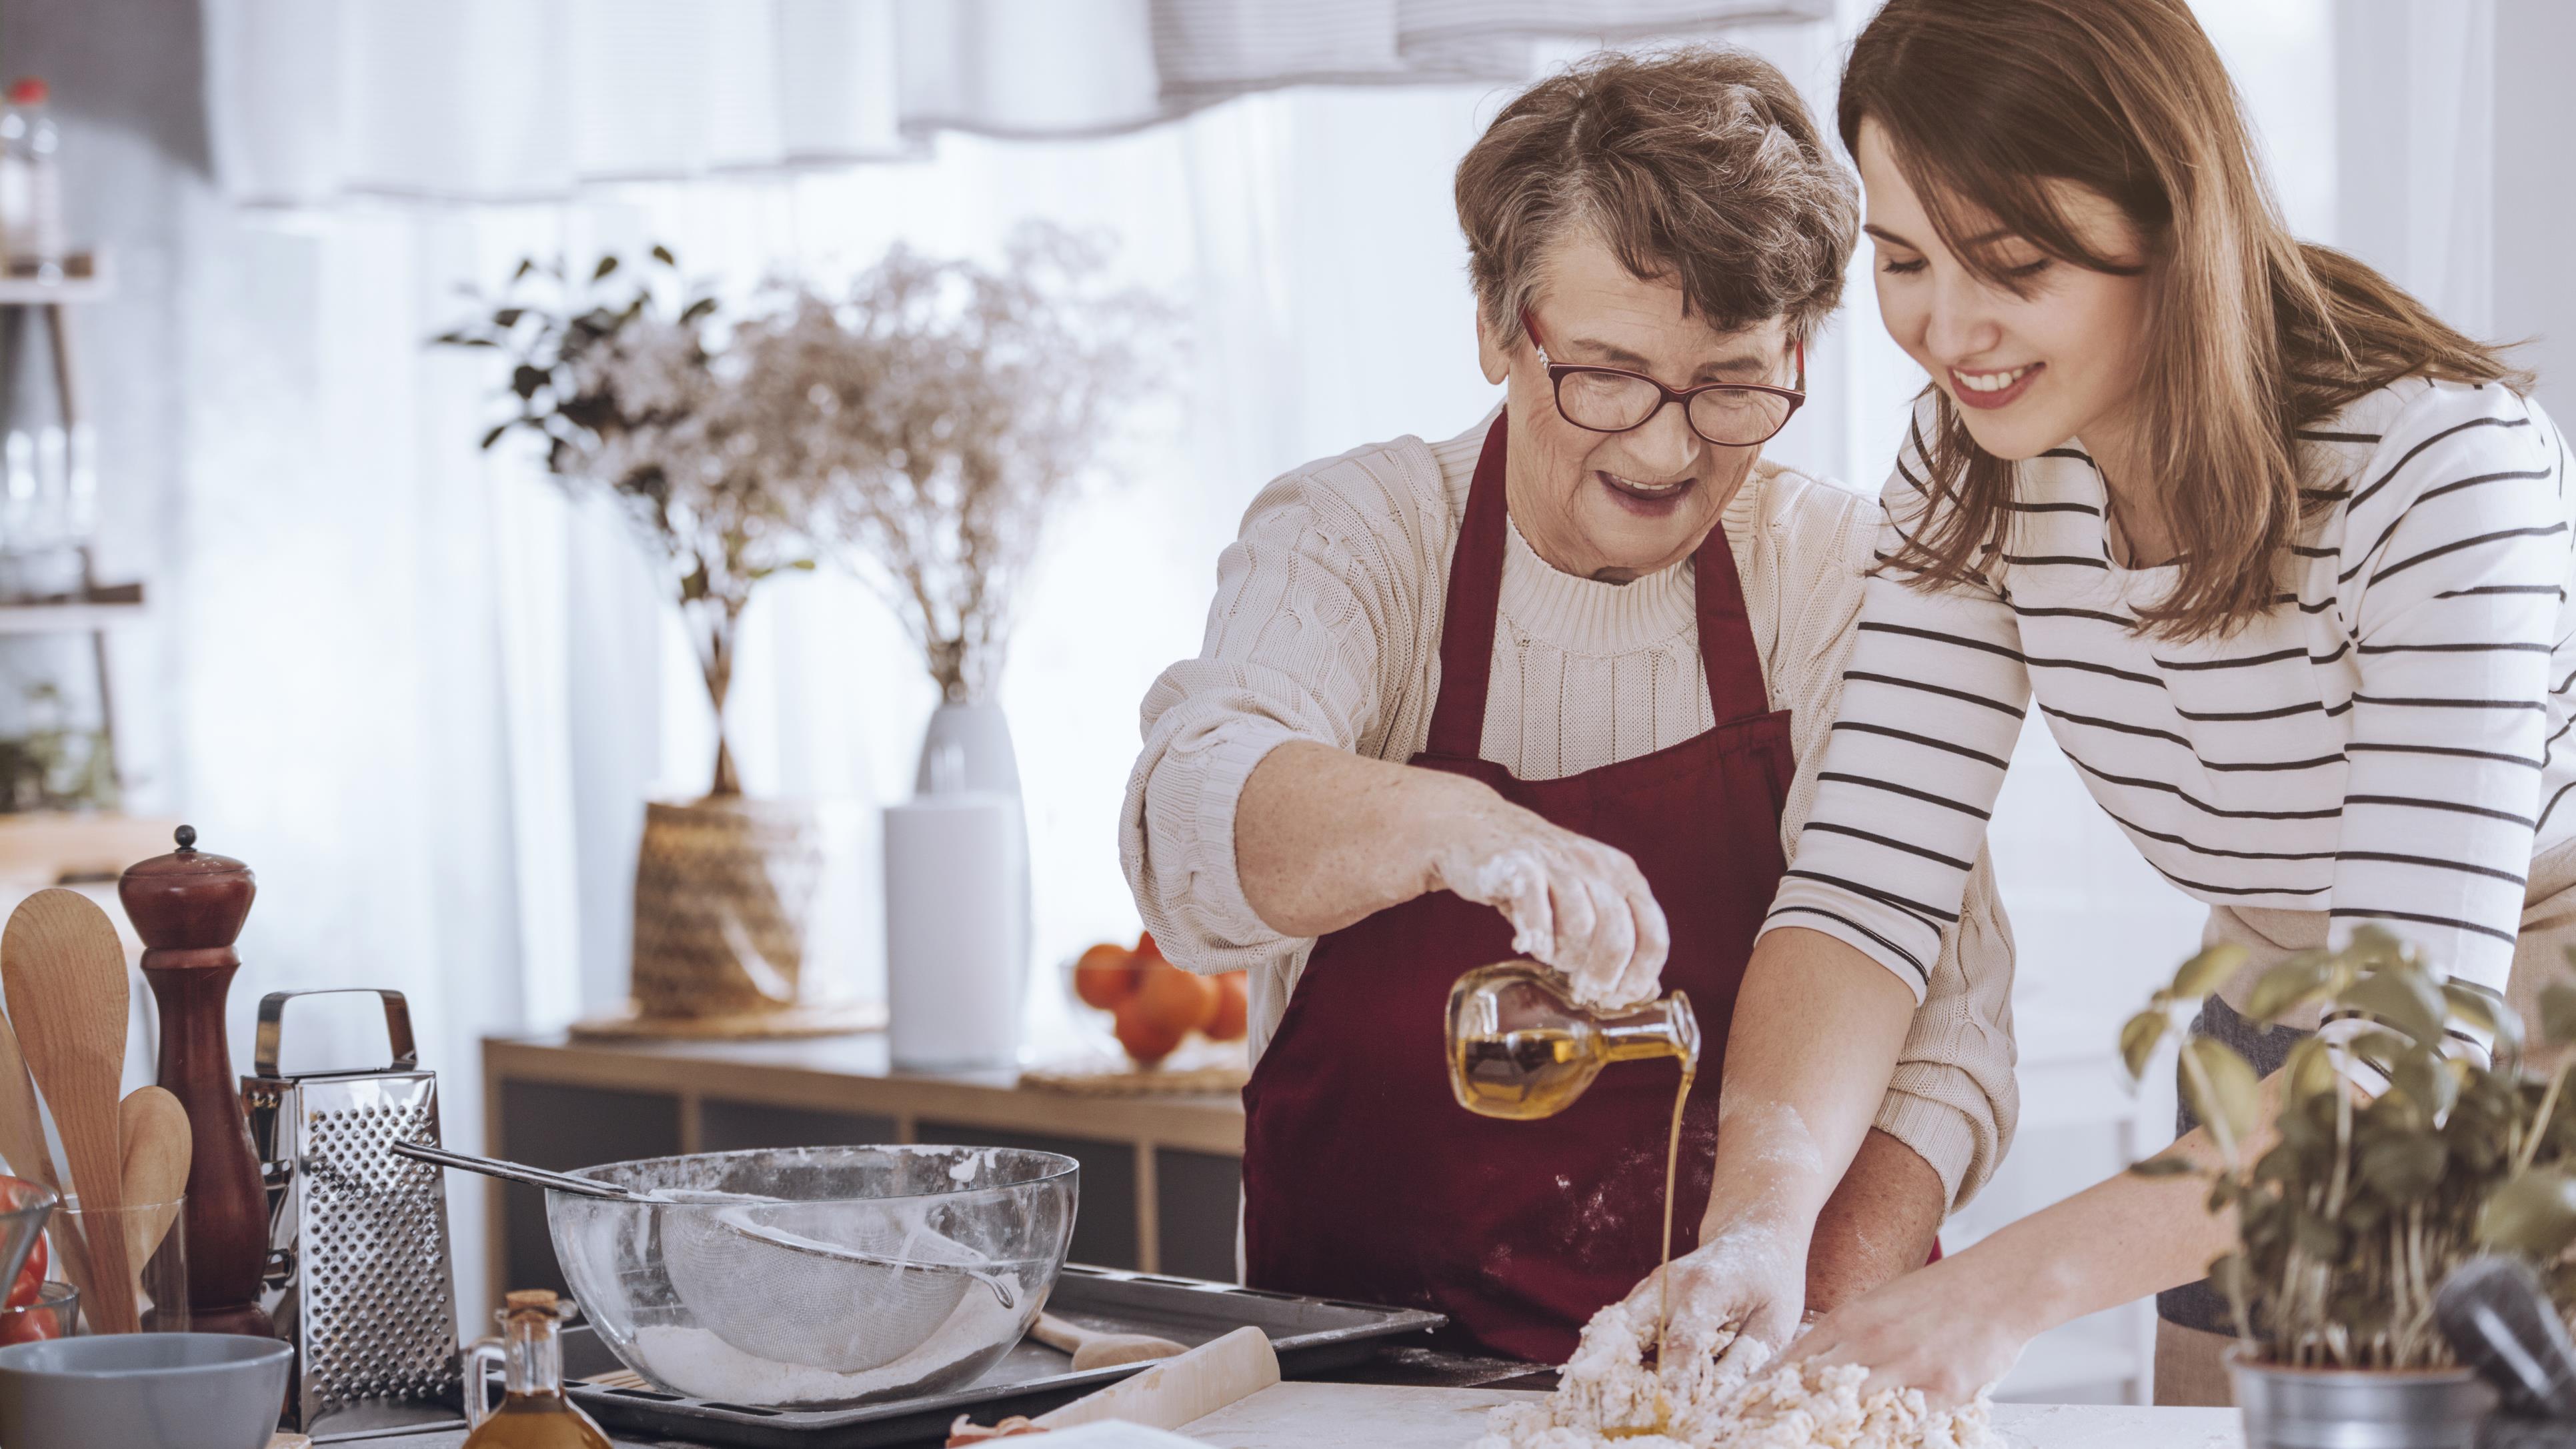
top-left (2, 890), bottom-right (134, 1332)
top-left (117, 1086), bottom-right (189, 1282)
top-left (0, 990), bottom-right (90, 1304)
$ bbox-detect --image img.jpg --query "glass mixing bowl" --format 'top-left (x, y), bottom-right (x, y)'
top-left (547, 1145), bottom-right (1077, 1408)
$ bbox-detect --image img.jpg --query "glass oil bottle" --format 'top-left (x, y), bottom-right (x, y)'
top-left (461, 1290), bottom-right (614, 1449)
top-left (1445, 960), bottom-right (1699, 1118)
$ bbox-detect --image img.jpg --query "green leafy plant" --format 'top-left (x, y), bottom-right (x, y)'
top-left (436, 226), bottom-right (1174, 775)
top-left (0, 683), bottom-right (114, 813)
top-left (433, 249), bottom-right (813, 797)
top-left (2124, 929), bottom-right (2576, 1369)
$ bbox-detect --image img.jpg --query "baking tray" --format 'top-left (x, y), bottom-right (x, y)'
top-left (561, 1262), bottom-right (1447, 1448)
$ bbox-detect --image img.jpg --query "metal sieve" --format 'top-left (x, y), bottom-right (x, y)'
top-left (393, 1143), bottom-right (1018, 1371)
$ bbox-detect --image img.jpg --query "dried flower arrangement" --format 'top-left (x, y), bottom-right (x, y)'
top-left (733, 222), bottom-right (1176, 703)
top-left (433, 250), bottom-right (814, 797)
top-left (2123, 928), bottom-right (2576, 1370)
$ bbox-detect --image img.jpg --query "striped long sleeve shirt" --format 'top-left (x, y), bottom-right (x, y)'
top-left (1766, 377), bottom-right (2574, 1006)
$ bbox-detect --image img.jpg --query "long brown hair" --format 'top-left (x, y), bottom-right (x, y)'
top-left (1840, 0), bottom-right (2530, 639)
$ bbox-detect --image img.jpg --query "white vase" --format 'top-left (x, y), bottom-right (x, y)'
top-left (884, 788), bottom-right (1026, 1070)
top-left (883, 701), bottom-right (1034, 1068)
top-left (915, 704), bottom-right (1032, 956)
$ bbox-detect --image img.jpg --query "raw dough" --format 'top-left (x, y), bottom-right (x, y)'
top-left (1474, 1297), bottom-right (1997, 1449)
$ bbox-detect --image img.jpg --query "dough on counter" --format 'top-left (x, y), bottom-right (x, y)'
top-left (1474, 1297), bottom-right (1998, 1449)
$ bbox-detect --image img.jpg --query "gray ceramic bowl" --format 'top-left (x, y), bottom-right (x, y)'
top-left (0, 1332), bottom-right (292, 1449)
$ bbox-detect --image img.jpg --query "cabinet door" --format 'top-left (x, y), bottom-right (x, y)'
top-left (918, 1121), bottom-right (1140, 1270)
top-left (493, 1081), bottom-right (681, 1295)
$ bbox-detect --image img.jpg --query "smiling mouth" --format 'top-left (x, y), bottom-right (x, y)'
top-left (1949, 363), bottom-right (2043, 410)
top-left (1598, 470), bottom-right (1695, 509)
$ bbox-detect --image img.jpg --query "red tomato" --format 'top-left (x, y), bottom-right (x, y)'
top-left (0, 1303), bottom-right (60, 1345)
top-left (0, 1176), bottom-right (46, 1310)
top-left (7, 1233), bottom-right (44, 1311)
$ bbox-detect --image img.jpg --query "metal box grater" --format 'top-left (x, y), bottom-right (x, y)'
top-left (243, 988), bottom-right (465, 1439)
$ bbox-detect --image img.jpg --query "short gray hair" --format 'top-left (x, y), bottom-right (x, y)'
top-left (1456, 47), bottom-right (1859, 346)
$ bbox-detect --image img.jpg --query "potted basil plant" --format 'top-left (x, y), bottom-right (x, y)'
top-left (2122, 928), bottom-right (2576, 1449)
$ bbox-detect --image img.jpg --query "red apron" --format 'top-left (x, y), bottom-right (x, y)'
top-left (1240, 413), bottom-right (1796, 1364)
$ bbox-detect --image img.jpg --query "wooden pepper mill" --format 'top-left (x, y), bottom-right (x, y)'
top-left (119, 826), bottom-right (274, 1338)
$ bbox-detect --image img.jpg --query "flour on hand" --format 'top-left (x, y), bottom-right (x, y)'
top-left (1474, 1296), bottom-right (1999, 1449)
top-left (1467, 850), bottom-right (1559, 963)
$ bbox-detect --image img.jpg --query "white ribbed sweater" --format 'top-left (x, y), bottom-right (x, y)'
top-left (1120, 413), bottom-right (2021, 1208)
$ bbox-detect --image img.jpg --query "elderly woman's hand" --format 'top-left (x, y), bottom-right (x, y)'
top-left (1426, 794), bottom-right (1670, 1009)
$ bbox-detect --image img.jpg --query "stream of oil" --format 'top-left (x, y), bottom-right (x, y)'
top-left (1603, 1066), bottom-right (1692, 1442)
top-left (1450, 1029), bottom-right (1694, 1440)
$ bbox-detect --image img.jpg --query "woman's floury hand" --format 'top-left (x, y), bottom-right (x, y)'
top-left (1427, 799), bottom-right (1670, 1008)
top-left (1788, 1255), bottom-right (2027, 1408)
top-left (1615, 1216), bottom-right (1808, 1364)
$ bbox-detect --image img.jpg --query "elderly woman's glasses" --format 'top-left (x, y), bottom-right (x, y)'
top-left (1520, 308), bottom-right (1805, 447)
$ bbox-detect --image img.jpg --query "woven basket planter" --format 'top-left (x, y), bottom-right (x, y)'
top-left (577, 794), bottom-right (872, 1039)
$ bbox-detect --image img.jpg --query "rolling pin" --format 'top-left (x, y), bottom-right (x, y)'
top-left (948, 1326), bottom-right (1280, 1442)
top-left (1032, 1312), bottom-right (1188, 1370)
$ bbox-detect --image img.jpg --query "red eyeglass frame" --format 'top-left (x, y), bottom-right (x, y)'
top-left (1520, 305), bottom-right (1807, 447)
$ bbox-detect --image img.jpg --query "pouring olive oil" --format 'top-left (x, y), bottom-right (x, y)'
top-left (1444, 962), bottom-right (1702, 1381)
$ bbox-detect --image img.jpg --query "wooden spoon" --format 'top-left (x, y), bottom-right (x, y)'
top-left (2, 890), bottom-right (133, 1331)
top-left (0, 991), bottom-right (90, 1305)
top-left (117, 1086), bottom-right (189, 1279)
top-left (1031, 1311), bottom-right (1188, 1371)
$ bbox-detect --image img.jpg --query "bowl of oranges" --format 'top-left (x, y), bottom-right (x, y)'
top-left (1068, 934), bottom-right (1248, 1069)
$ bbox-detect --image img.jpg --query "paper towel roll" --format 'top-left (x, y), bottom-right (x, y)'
top-left (884, 790), bottom-right (1027, 1070)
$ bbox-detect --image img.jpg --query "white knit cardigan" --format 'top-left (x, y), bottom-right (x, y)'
top-left (1120, 412), bottom-right (2021, 1208)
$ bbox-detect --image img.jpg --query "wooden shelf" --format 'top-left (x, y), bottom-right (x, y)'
top-left (0, 599), bottom-right (145, 633)
top-left (0, 812), bottom-right (178, 884)
top-left (0, 254), bottom-right (110, 306)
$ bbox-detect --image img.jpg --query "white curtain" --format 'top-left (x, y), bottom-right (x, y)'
top-left (2334, 0), bottom-right (2495, 340)
top-left (201, 0), bottom-right (1828, 206)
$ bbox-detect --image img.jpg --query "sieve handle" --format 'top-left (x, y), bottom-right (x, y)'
top-left (253, 988), bottom-right (417, 1078)
top-left (390, 1140), bottom-right (638, 1201)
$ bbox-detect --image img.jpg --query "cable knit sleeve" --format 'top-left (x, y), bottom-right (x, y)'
top-left (1764, 471), bottom-right (2021, 1211)
top-left (1120, 452), bottom-right (1432, 975)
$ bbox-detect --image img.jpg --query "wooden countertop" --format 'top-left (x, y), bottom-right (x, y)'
top-left (485, 1032), bottom-right (1246, 1156)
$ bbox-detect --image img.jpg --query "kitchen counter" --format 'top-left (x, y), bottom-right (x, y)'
top-left (365, 1386), bottom-right (2242, 1449)
top-left (354, 1341), bottom-right (2237, 1449)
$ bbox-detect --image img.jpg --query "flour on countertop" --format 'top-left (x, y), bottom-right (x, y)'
top-left (1474, 1296), bottom-right (1998, 1449)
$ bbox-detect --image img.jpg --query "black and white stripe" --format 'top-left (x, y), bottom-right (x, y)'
top-left (1766, 378), bottom-right (2573, 1003)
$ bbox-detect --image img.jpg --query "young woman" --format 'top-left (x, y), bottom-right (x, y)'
top-left (1633, 0), bottom-right (2573, 1407)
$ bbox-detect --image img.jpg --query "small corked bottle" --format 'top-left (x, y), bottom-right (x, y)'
top-left (118, 825), bottom-right (273, 1338)
top-left (462, 1290), bottom-right (613, 1448)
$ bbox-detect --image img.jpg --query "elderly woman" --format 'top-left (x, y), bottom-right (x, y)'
top-left (1120, 48), bottom-right (2015, 1364)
